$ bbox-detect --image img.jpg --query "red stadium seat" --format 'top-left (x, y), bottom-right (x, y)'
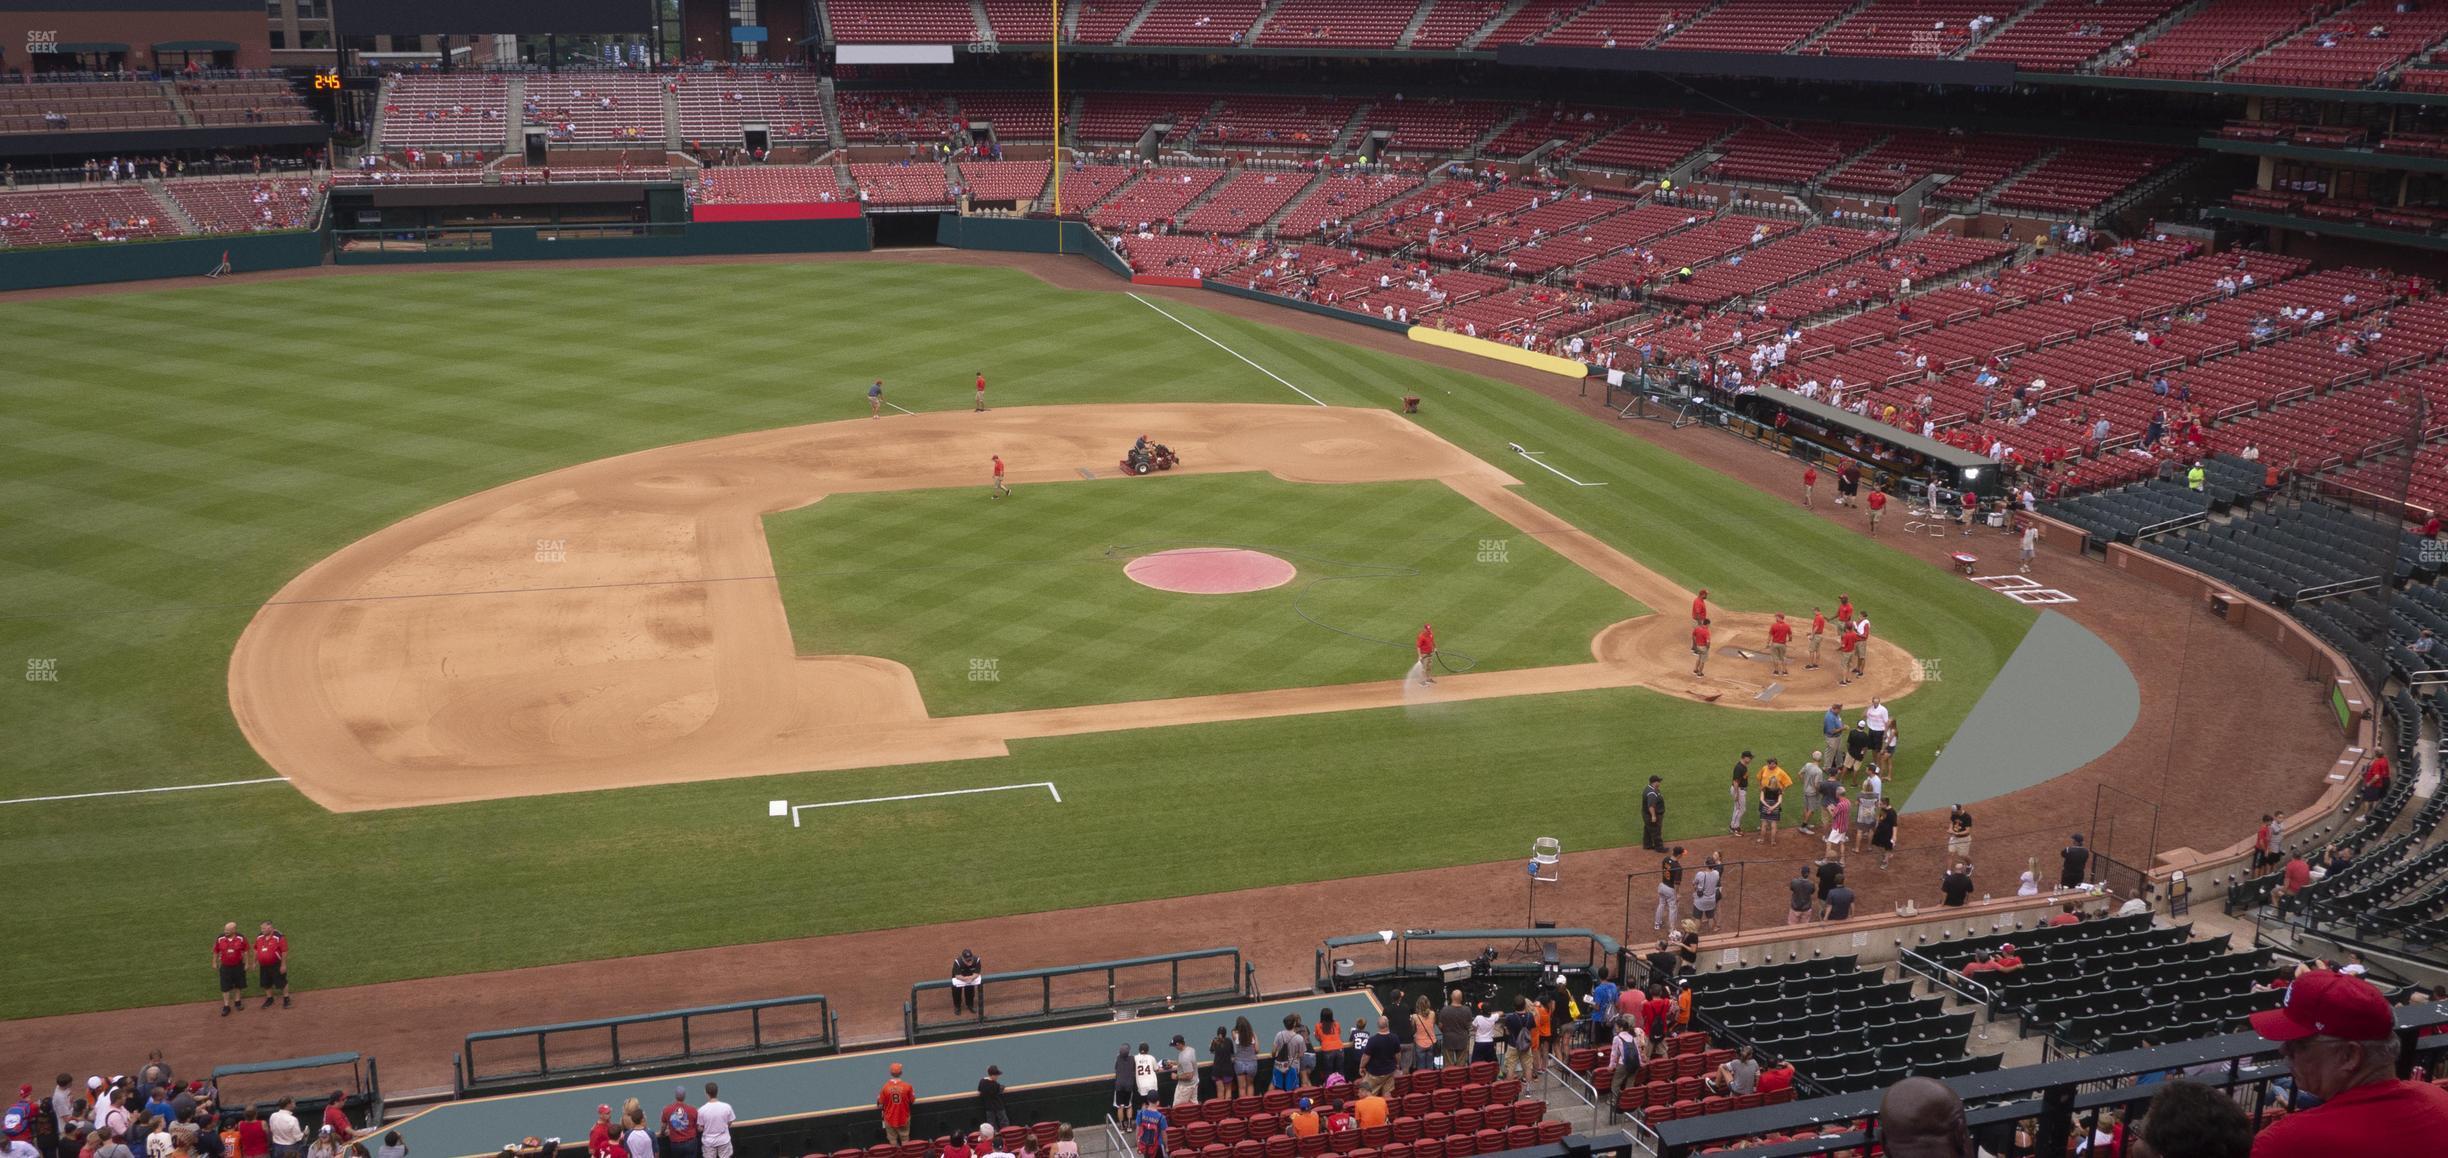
top-left (1390, 1117), bottom-right (1422, 1144)
top-left (1534, 1123), bottom-right (1568, 1145)
top-left (1457, 1083), bottom-right (1489, 1110)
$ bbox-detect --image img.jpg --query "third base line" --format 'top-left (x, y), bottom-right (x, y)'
top-left (781, 781), bottom-right (1062, 826)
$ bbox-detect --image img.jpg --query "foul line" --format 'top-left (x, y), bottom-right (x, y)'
top-left (884, 401), bottom-right (917, 415)
top-left (0, 776), bottom-right (290, 807)
top-left (1127, 292), bottom-right (1328, 407)
top-left (1507, 443), bottom-right (1608, 487)
top-left (784, 781), bottom-right (1061, 826)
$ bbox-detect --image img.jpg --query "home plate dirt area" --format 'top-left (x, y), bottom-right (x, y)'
top-left (227, 403), bottom-right (1924, 812)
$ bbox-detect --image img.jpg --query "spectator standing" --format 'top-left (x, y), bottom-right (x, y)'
top-left (1655, 847), bottom-right (1684, 931)
top-left (213, 925), bottom-right (249, 1018)
top-left (1437, 991), bottom-right (1472, 1069)
top-left (1132, 1043), bottom-right (1160, 1108)
top-left (1310, 1012), bottom-right (1343, 1085)
top-left (694, 1088), bottom-right (733, 1158)
top-left (1640, 777), bottom-right (1665, 852)
top-left (2060, 835), bottom-right (2091, 890)
top-left (265, 1103), bottom-right (301, 1158)
top-left (1826, 879), bottom-right (1856, 921)
top-left (877, 1064), bottom-right (914, 1146)
top-left (1467, 1004), bottom-right (1499, 1065)
top-left (1872, 799), bottom-right (1898, 869)
top-left (586, 1108), bottom-right (616, 1158)
top-left (1947, 805), bottom-right (1974, 861)
top-left (2248, 970), bottom-right (2448, 1155)
top-left (1799, 754), bottom-right (1826, 835)
top-left (977, 1066), bottom-right (1008, 1130)
top-left (1941, 861), bottom-right (1976, 907)
top-left (1758, 759), bottom-right (1791, 846)
top-left (254, 923), bottom-right (290, 1009)
top-left (1691, 856), bottom-right (1722, 933)
top-left (1167, 1037), bottom-right (1199, 1106)
top-left (318, 1097), bottom-right (349, 1147)
top-left (950, 949), bottom-right (984, 1017)
top-left (1815, 858), bottom-right (1845, 920)
top-left (1787, 865), bottom-right (1815, 926)
top-left (620, 1110), bottom-right (652, 1158)
top-left (1208, 1029), bottom-right (1234, 1101)
top-left (1269, 1017), bottom-right (1307, 1091)
top-left (1358, 1018), bottom-right (1400, 1095)
top-left (1728, 751), bottom-right (1753, 835)
top-left (1237, 1018), bottom-right (1263, 1094)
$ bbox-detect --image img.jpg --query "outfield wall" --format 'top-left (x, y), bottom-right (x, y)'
top-left (333, 219), bottom-right (873, 266)
top-left (0, 230), bottom-right (324, 293)
top-left (932, 215), bottom-right (1131, 278)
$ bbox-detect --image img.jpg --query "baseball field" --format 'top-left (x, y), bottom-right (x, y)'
top-left (0, 259), bottom-right (2035, 1021)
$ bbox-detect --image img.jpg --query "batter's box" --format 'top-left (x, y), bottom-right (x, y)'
top-left (1970, 574), bottom-right (2079, 604)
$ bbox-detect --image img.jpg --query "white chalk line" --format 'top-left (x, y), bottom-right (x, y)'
top-left (885, 401), bottom-right (917, 415)
top-left (1511, 448), bottom-right (1608, 487)
top-left (0, 777), bottom-right (290, 807)
top-left (1127, 292), bottom-right (1328, 407)
top-left (785, 781), bottom-right (1062, 826)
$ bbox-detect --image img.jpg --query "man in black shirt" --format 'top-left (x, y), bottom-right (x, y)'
top-left (1729, 752), bottom-right (1753, 835)
top-left (977, 1065), bottom-right (1008, 1129)
top-left (1940, 861), bottom-right (1975, 907)
top-left (1825, 883), bottom-right (1855, 921)
top-left (1359, 1017), bottom-right (1401, 1096)
top-left (1647, 938), bottom-right (1678, 990)
top-left (1787, 865), bottom-right (1815, 926)
top-left (1654, 847), bottom-right (1684, 931)
top-left (1641, 777), bottom-right (1666, 852)
top-left (1814, 859), bottom-right (1845, 920)
top-left (2060, 834), bottom-right (2090, 890)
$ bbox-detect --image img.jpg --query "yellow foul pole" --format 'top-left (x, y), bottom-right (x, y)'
top-left (1051, 0), bottom-right (1063, 252)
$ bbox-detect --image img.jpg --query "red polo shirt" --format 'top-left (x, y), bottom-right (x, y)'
top-left (1840, 629), bottom-right (1862, 654)
top-left (215, 934), bottom-right (247, 967)
top-left (1692, 625), bottom-right (1710, 650)
top-left (1692, 595), bottom-right (1708, 621)
top-left (1836, 599), bottom-right (1853, 623)
top-left (2284, 859), bottom-right (2311, 894)
top-left (1803, 468), bottom-right (1817, 487)
top-left (1867, 491), bottom-right (1887, 511)
top-left (255, 932), bottom-right (286, 968)
top-left (1811, 613), bottom-right (1827, 636)
top-left (1756, 1067), bottom-right (1795, 1095)
top-left (322, 1103), bottom-right (352, 1143)
top-left (2251, 1079), bottom-right (2448, 1157)
top-left (1768, 620), bottom-right (1791, 645)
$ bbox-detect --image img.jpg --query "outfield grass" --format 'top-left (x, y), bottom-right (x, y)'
top-left (767, 473), bottom-right (1648, 712)
top-left (0, 261), bottom-right (2032, 1017)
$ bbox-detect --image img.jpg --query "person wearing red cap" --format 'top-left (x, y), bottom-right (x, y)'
top-left (2249, 969), bottom-right (2448, 1156)
top-left (877, 1064), bottom-right (915, 1146)
top-left (1691, 589), bottom-right (1709, 625)
top-left (1414, 623), bottom-right (1436, 686)
top-left (587, 1107), bottom-right (617, 1158)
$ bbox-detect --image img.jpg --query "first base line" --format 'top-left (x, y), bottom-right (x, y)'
top-left (772, 781), bottom-right (1062, 826)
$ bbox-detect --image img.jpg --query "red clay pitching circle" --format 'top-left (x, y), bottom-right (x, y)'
top-left (1124, 548), bottom-right (1296, 595)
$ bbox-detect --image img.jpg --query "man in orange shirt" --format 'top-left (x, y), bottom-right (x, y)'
top-left (877, 1064), bottom-right (915, 1145)
top-left (1284, 1099), bottom-right (1320, 1138)
top-left (1691, 619), bottom-right (1711, 677)
top-left (1351, 1090), bottom-right (1389, 1130)
top-left (1767, 613), bottom-right (1792, 676)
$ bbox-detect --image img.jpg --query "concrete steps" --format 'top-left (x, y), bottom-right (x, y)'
top-left (1113, 0), bottom-right (1165, 45)
top-left (1460, 0), bottom-right (1531, 48)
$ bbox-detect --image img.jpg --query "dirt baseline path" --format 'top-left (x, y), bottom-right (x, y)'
top-left (229, 402), bottom-right (1921, 812)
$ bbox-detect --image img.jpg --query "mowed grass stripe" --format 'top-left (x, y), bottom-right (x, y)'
top-left (0, 263), bottom-right (2031, 1019)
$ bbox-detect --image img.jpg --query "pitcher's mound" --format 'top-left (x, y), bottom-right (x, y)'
top-left (1125, 547), bottom-right (1296, 595)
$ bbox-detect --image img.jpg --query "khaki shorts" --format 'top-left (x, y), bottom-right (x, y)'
top-left (1770, 643), bottom-right (1787, 663)
top-left (1869, 508), bottom-right (1884, 525)
top-left (1693, 645), bottom-right (1710, 659)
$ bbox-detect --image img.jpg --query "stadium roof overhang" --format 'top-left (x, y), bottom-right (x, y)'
top-left (1753, 386), bottom-right (1993, 476)
top-left (2210, 206), bottom-right (2448, 252)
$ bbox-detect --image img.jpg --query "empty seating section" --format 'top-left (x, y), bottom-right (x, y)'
top-left (1969, 0), bottom-right (2183, 69)
top-left (957, 160), bottom-right (1052, 201)
top-left (2403, 67), bottom-right (2448, 91)
top-left (981, 0), bottom-right (1059, 41)
top-left (0, 187), bottom-right (181, 247)
top-left (1480, 104), bottom-right (1621, 159)
top-left (1479, 0), bottom-right (1588, 45)
top-left (1070, 0), bottom-right (1145, 42)
top-left (1408, 0), bottom-right (1506, 48)
top-left (0, 80), bottom-right (178, 136)
top-left (378, 75), bottom-right (510, 149)
top-left (1275, 171), bottom-right (1425, 237)
top-left (1205, 95), bottom-right (1363, 148)
top-left (527, 76), bottom-right (662, 144)
top-left (847, 161), bottom-right (953, 206)
top-left (695, 166), bottom-right (849, 204)
top-left (1931, 917), bottom-right (2276, 1054)
top-left (1256, 0), bottom-right (1419, 46)
top-left (1538, 0), bottom-right (1687, 47)
top-left (163, 178), bottom-right (325, 234)
top-left (1091, 166), bottom-right (1226, 228)
top-left (1692, 955), bottom-right (1993, 1097)
top-left (1823, 133), bottom-right (2050, 204)
top-left (837, 91), bottom-right (956, 142)
top-left (1430, 191), bottom-right (1623, 265)
top-left (1179, 169), bottom-right (1311, 231)
top-left (1128, 0), bottom-right (1267, 43)
top-left (1473, 199), bottom-right (1688, 276)
top-left (2226, 0), bottom-right (2448, 87)
top-left (1705, 123), bottom-right (1881, 186)
top-left (1073, 93), bottom-right (1215, 143)
top-left (674, 74), bottom-right (826, 145)
top-left (2145, 503), bottom-right (2413, 604)
top-left (1353, 99), bottom-right (1514, 153)
top-left (2116, 0), bottom-right (2314, 79)
top-left (176, 78), bottom-right (316, 128)
top-left (826, 0), bottom-right (980, 41)
top-left (1045, 162), bottom-right (1140, 211)
top-left (1813, 0), bottom-right (1991, 59)
top-left (955, 92), bottom-right (1058, 140)
top-left (1659, 0), bottom-right (1855, 53)
top-left (1572, 114), bottom-right (1733, 172)
top-left (1113, 232), bottom-right (1264, 274)
top-left (1986, 142), bottom-right (2176, 212)
top-left (1650, 227), bottom-right (1893, 308)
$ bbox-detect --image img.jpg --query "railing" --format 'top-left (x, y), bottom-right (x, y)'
top-left (905, 946), bottom-right (1256, 1042)
top-left (457, 993), bottom-right (836, 1096)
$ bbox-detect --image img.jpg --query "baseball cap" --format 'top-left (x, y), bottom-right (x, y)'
top-left (87, 1078), bottom-right (103, 1091)
top-left (596, 1107), bottom-right (610, 1118)
top-left (2250, 969), bottom-right (2394, 1042)
top-left (675, 1087), bottom-right (688, 1099)
top-left (1297, 1099), bottom-right (1312, 1111)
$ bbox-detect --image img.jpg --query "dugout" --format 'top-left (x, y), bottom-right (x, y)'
top-left (1721, 385), bottom-right (2002, 501)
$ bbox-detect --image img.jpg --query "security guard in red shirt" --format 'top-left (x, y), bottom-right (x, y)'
top-left (214, 923), bottom-right (249, 1016)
